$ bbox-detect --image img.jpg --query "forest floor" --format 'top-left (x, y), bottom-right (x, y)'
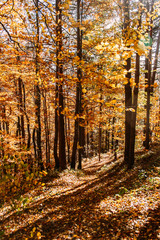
top-left (0, 145), bottom-right (160, 240)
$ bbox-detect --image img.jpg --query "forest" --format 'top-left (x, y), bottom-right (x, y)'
top-left (0, 0), bottom-right (160, 239)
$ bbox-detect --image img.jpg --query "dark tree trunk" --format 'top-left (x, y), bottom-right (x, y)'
top-left (123, 0), bottom-right (132, 168)
top-left (54, 84), bottom-right (59, 170)
top-left (128, 4), bottom-right (142, 167)
top-left (43, 89), bottom-right (50, 169)
top-left (33, 128), bottom-right (37, 160)
top-left (90, 131), bottom-right (94, 157)
top-left (71, 0), bottom-right (83, 169)
top-left (35, 0), bottom-right (44, 171)
top-left (59, 83), bottom-right (67, 170)
top-left (27, 123), bottom-right (31, 150)
top-left (151, 31), bottom-right (160, 92)
top-left (105, 130), bottom-right (110, 152)
top-left (56, 0), bottom-right (66, 171)
top-left (145, 0), bottom-right (154, 150)
top-left (98, 88), bottom-right (102, 161)
top-left (22, 82), bottom-right (31, 149)
top-left (54, 0), bottom-right (60, 170)
top-left (111, 117), bottom-right (115, 151)
top-left (65, 95), bottom-right (71, 164)
top-left (129, 53), bottom-right (140, 166)
top-left (18, 77), bottom-right (25, 143)
top-left (71, 86), bottom-right (79, 169)
top-left (67, 117), bottom-right (71, 164)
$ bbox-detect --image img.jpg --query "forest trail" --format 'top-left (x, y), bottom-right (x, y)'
top-left (0, 147), bottom-right (160, 240)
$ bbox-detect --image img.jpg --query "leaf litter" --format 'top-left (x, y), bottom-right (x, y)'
top-left (0, 148), bottom-right (160, 240)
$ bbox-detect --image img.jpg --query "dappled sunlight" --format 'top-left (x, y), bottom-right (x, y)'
top-left (0, 146), bottom-right (160, 239)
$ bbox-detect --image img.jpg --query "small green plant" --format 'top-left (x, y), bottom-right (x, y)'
top-left (118, 187), bottom-right (128, 196)
top-left (138, 169), bottom-right (148, 179)
top-left (0, 230), bottom-right (5, 238)
top-left (76, 170), bottom-right (84, 177)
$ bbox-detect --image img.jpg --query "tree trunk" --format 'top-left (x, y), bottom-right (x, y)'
top-left (98, 88), bottom-right (102, 161)
top-left (18, 77), bottom-right (25, 144)
top-left (71, 0), bottom-right (83, 169)
top-left (71, 86), bottom-right (79, 169)
top-left (43, 89), bottom-right (50, 169)
top-left (151, 31), bottom-right (160, 93)
top-left (35, 0), bottom-right (44, 171)
top-left (123, 0), bottom-right (132, 168)
top-left (54, 84), bottom-right (59, 170)
top-left (128, 3), bottom-right (142, 167)
top-left (59, 83), bottom-right (67, 170)
top-left (22, 83), bottom-right (31, 150)
top-left (56, 0), bottom-right (66, 171)
top-left (145, 0), bottom-right (154, 150)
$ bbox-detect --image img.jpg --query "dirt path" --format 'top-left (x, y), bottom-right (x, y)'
top-left (0, 149), bottom-right (160, 240)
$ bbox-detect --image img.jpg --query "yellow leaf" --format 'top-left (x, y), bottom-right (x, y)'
top-left (118, 108), bottom-right (123, 113)
top-left (126, 108), bottom-right (135, 112)
top-left (42, 170), bottom-right (48, 176)
top-left (33, 227), bottom-right (36, 233)
top-left (82, 88), bottom-right (87, 94)
top-left (110, 84), bottom-right (115, 88)
top-left (123, 79), bottom-right (128, 85)
top-left (95, 44), bottom-right (103, 51)
top-left (26, 176), bottom-right (30, 181)
top-left (153, 82), bottom-right (158, 88)
top-left (37, 232), bottom-right (41, 239)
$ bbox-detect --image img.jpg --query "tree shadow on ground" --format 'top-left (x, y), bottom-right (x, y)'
top-left (137, 205), bottom-right (160, 240)
top-left (1, 147), bottom-right (160, 240)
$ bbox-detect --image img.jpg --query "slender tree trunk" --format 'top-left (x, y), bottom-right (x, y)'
top-left (71, 0), bottom-right (83, 169)
top-left (0, 106), bottom-right (5, 159)
top-left (105, 129), bottom-right (109, 152)
top-left (54, 84), bottom-right (59, 170)
top-left (35, 0), bottom-right (44, 171)
top-left (77, 0), bottom-right (84, 169)
top-left (145, 0), bottom-right (154, 150)
top-left (54, 0), bottom-right (60, 170)
top-left (128, 3), bottom-right (142, 167)
top-left (71, 85), bottom-right (79, 169)
top-left (15, 81), bottom-right (21, 142)
top-left (56, 0), bottom-right (66, 170)
top-left (151, 31), bottom-right (160, 93)
top-left (98, 88), bottom-right (102, 161)
top-left (129, 52), bottom-right (140, 165)
top-left (33, 128), bottom-right (37, 159)
top-left (86, 127), bottom-right (89, 158)
top-left (18, 77), bottom-right (25, 144)
top-left (111, 117), bottom-right (115, 151)
top-left (67, 118), bottom-right (71, 164)
top-left (90, 131), bottom-right (94, 157)
top-left (65, 109), bottom-right (71, 164)
top-left (59, 83), bottom-right (67, 170)
top-left (123, 0), bottom-right (132, 168)
top-left (43, 89), bottom-right (50, 168)
top-left (22, 83), bottom-right (31, 150)
top-left (78, 89), bottom-right (83, 169)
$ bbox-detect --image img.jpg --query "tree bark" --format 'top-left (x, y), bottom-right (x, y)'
top-left (151, 31), bottom-right (160, 93)
top-left (35, 0), bottom-right (44, 171)
top-left (123, 0), bottom-right (132, 168)
top-left (145, 0), bottom-right (154, 150)
top-left (128, 3), bottom-right (142, 167)
top-left (43, 89), bottom-right (50, 168)
top-left (56, 0), bottom-right (66, 170)
top-left (98, 88), bottom-right (102, 161)
top-left (71, 0), bottom-right (83, 169)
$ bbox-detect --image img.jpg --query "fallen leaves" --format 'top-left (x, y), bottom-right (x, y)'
top-left (0, 148), bottom-right (160, 239)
